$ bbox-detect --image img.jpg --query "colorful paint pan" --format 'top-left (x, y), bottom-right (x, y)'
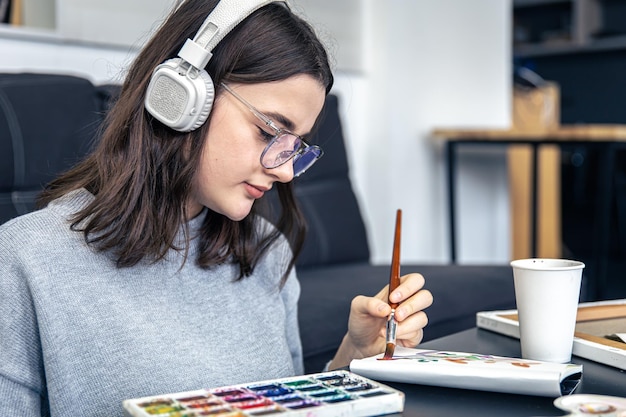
top-left (250, 387), bottom-right (293, 397)
top-left (246, 405), bottom-right (286, 416)
top-left (122, 370), bottom-right (404, 417)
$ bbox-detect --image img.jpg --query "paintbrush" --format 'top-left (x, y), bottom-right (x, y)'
top-left (382, 209), bottom-right (402, 360)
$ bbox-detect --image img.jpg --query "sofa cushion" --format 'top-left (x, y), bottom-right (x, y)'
top-left (297, 263), bottom-right (515, 373)
top-left (0, 73), bottom-right (107, 222)
top-left (292, 94), bottom-right (370, 267)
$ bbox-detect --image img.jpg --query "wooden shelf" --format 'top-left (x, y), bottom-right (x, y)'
top-left (515, 35), bottom-right (626, 57)
top-left (433, 125), bottom-right (626, 141)
top-left (512, 0), bottom-right (625, 58)
top-left (514, 0), bottom-right (572, 8)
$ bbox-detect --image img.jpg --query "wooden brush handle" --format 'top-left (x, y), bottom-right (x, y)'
top-left (389, 209), bottom-right (402, 309)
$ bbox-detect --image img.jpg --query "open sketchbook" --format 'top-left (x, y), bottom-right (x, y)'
top-left (477, 298), bottom-right (626, 371)
top-left (350, 346), bottom-right (582, 397)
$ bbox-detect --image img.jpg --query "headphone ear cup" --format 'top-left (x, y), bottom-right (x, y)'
top-left (145, 58), bottom-right (215, 132)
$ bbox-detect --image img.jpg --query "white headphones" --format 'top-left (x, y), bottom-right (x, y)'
top-left (145, 0), bottom-right (288, 132)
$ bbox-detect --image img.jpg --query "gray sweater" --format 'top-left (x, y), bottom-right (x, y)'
top-left (0, 189), bottom-right (303, 417)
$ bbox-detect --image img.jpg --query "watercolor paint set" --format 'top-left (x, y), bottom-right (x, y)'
top-left (122, 370), bottom-right (404, 417)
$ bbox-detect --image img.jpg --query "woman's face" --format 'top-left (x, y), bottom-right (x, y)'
top-left (188, 75), bottom-right (326, 220)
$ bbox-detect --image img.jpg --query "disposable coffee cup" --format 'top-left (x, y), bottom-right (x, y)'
top-left (510, 258), bottom-right (585, 363)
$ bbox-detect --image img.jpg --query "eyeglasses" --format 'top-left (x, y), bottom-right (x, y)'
top-left (221, 83), bottom-right (323, 178)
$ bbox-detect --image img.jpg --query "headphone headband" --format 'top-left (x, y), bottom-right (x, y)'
top-left (195, 0), bottom-right (287, 51)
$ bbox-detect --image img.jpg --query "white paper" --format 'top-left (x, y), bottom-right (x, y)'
top-left (349, 346), bottom-right (583, 397)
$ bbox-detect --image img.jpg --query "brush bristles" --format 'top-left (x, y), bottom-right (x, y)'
top-left (382, 342), bottom-right (395, 360)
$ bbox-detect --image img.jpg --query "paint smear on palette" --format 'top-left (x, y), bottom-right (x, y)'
top-left (122, 370), bottom-right (404, 417)
top-left (554, 394), bottom-right (626, 416)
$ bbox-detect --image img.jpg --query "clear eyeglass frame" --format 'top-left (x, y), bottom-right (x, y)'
top-left (220, 82), bottom-right (323, 177)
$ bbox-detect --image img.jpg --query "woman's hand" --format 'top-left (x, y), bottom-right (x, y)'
top-left (329, 273), bottom-right (433, 370)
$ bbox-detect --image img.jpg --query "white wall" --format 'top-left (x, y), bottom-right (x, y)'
top-left (55, 0), bottom-right (173, 47)
top-left (21, 0), bottom-right (55, 29)
top-left (0, 26), bottom-right (136, 84)
top-left (0, 0), bottom-right (512, 265)
top-left (320, 1), bottom-right (512, 264)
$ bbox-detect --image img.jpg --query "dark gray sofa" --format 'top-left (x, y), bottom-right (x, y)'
top-left (0, 73), bottom-right (517, 374)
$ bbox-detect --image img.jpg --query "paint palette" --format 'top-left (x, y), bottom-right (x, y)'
top-left (122, 370), bottom-right (404, 417)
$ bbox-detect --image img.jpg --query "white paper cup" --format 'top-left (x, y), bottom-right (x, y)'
top-left (510, 258), bottom-right (585, 363)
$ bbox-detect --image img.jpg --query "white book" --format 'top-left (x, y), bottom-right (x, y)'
top-left (476, 298), bottom-right (626, 371)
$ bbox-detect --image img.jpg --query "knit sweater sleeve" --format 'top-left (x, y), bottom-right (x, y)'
top-left (282, 265), bottom-right (304, 375)
top-left (259, 216), bottom-right (304, 376)
top-left (0, 219), bottom-right (48, 417)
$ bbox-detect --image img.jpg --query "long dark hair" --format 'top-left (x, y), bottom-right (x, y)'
top-left (38, 0), bottom-right (334, 282)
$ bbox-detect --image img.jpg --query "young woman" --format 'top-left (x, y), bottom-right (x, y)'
top-left (0, 1), bottom-right (432, 416)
